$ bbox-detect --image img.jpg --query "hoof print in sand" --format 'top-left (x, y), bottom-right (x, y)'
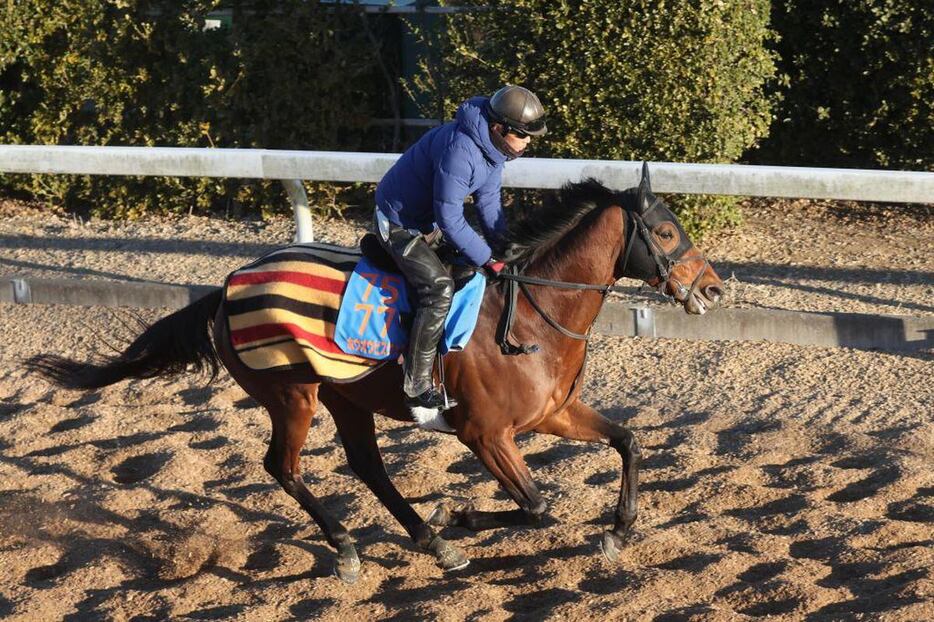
top-left (178, 387), bottom-right (215, 406)
top-left (233, 396), bottom-right (260, 409)
top-left (243, 544), bottom-right (281, 571)
top-left (50, 415), bottom-right (96, 433)
top-left (826, 466), bottom-right (900, 503)
top-left (190, 437), bottom-right (228, 450)
top-left (111, 452), bottom-right (171, 484)
top-left (168, 416), bottom-right (220, 434)
top-left (65, 393), bottom-right (101, 408)
top-left (886, 496), bottom-right (933, 523)
top-left (0, 402), bottom-right (26, 419)
top-left (24, 558), bottom-right (69, 587)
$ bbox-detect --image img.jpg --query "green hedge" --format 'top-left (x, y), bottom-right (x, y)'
top-left (405, 0), bottom-right (777, 236)
top-left (754, 0), bottom-right (933, 170)
top-left (0, 1), bottom-right (380, 216)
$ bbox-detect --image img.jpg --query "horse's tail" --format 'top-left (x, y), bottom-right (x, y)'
top-left (26, 288), bottom-right (224, 390)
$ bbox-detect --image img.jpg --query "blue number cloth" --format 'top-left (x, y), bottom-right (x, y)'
top-left (334, 256), bottom-right (486, 360)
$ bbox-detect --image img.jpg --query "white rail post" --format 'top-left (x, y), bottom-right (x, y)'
top-left (282, 179), bottom-right (313, 243)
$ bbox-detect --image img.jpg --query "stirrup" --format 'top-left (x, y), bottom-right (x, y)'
top-left (435, 350), bottom-right (456, 410)
top-left (405, 387), bottom-right (458, 411)
top-left (439, 382), bottom-right (456, 410)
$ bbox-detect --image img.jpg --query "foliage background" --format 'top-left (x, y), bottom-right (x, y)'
top-left (753, 0), bottom-right (933, 170)
top-left (0, 0), bottom-right (382, 217)
top-left (405, 0), bottom-right (776, 235)
top-left (0, 0), bottom-right (929, 229)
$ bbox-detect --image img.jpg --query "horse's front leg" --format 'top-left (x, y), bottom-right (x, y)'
top-left (533, 400), bottom-right (641, 562)
top-left (429, 431), bottom-right (548, 531)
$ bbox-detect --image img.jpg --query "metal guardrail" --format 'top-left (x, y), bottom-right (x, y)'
top-left (3, 276), bottom-right (931, 352)
top-left (1, 145), bottom-right (932, 243)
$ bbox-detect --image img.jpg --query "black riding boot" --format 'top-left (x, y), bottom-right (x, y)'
top-left (376, 216), bottom-right (457, 410)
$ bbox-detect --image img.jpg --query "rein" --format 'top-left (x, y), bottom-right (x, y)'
top-left (497, 272), bottom-right (631, 294)
top-left (494, 207), bottom-right (637, 354)
top-left (495, 266), bottom-right (607, 354)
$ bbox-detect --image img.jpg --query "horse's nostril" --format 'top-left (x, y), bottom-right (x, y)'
top-left (704, 285), bottom-right (723, 302)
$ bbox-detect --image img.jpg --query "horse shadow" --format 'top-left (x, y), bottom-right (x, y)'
top-left (886, 486), bottom-right (933, 524)
top-left (363, 540), bottom-right (592, 621)
top-left (0, 468), bottom-right (338, 621)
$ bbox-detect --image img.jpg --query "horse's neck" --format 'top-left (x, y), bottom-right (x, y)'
top-left (523, 207), bottom-right (624, 333)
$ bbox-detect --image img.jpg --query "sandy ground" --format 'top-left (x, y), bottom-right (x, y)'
top-left (0, 197), bottom-right (932, 621)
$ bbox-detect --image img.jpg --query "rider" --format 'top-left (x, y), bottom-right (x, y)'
top-left (374, 85), bottom-right (547, 410)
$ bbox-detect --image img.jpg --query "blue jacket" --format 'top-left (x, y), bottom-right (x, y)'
top-left (375, 97), bottom-right (507, 267)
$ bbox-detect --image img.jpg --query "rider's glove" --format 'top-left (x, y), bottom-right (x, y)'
top-left (483, 259), bottom-right (506, 278)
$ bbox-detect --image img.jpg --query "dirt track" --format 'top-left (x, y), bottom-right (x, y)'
top-left (0, 199), bottom-right (932, 620)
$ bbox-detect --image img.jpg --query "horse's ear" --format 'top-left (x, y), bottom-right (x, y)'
top-left (638, 161), bottom-right (652, 212)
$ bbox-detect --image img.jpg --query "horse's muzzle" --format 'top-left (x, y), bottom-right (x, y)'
top-left (683, 284), bottom-right (722, 315)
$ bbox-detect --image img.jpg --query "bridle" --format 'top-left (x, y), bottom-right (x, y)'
top-left (625, 198), bottom-right (712, 303)
top-left (495, 202), bottom-right (710, 351)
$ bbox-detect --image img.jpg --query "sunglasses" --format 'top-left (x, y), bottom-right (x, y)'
top-left (504, 116), bottom-right (545, 139)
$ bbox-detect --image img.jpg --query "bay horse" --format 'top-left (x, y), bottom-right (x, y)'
top-left (27, 165), bottom-right (724, 583)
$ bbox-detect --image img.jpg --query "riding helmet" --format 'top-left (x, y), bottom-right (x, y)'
top-left (487, 85), bottom-right (547, 136)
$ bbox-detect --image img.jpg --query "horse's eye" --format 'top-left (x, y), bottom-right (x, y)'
top-left (659, 230), bottom-right (674, 240)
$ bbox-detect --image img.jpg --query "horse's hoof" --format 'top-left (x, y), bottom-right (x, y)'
top-left (427, 501), bottom-right (473, 528)
top-left (429, 536), bottom-right (470, 572)
top-left (426, 503), bottom-right (452, 528)
top-left (333, 544), bottom-right (361, 584)
top-left (600, 530), bottom-right (625, 563)
top-left (333, 559), bottom-right (360, 584)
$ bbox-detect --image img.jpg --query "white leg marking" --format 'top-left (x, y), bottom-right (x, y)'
top-left (409, 405), bottom-right (455, 433)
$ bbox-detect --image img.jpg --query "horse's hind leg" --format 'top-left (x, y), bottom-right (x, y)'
top-left (213, 312), bottom-right (360, 581)
top-left (261, 384), bottom-right (361, 583)
top-left (318, 385), bottom-right (469, 571)
top-left (533, 399), bottom-right (641, 562)
top-left (428, 431), bottom-right (549, 532)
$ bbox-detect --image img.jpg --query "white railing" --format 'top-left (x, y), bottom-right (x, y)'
top-left (1, 145), bottom-right (932, 242)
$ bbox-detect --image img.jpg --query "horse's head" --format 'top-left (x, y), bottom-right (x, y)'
top-left (617, 163), bottom-right (724, 315)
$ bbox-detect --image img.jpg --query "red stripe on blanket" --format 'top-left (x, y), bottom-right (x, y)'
top-left (230, 322), bottom-right (346, 355)
top-left (228, 270), bottom-right (346, 295)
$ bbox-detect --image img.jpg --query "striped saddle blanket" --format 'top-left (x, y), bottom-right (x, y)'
top-left (223, 243), bottom-right (384, 382)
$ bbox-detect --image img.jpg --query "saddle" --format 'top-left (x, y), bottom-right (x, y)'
top-left (359, 232), bottom-right (479, 290)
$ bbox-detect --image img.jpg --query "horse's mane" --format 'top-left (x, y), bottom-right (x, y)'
top-left (503, 178), bottom-right (631, 264)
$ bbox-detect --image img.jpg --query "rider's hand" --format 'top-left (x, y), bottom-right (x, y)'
top-left (483, 259), bottom-right (506, 278)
